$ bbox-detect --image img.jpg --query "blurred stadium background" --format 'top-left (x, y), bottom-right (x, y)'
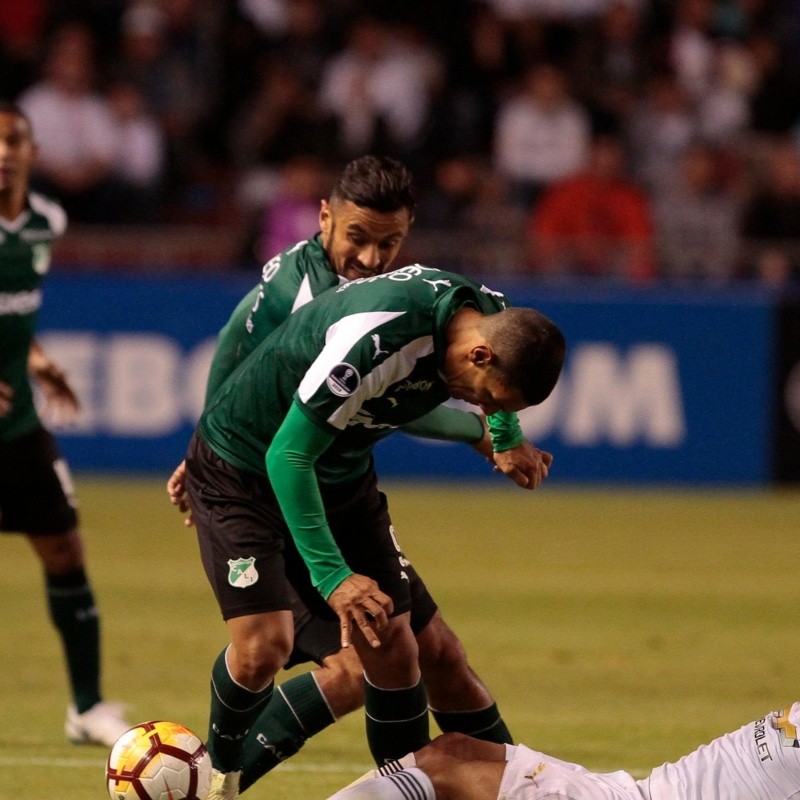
top-left (2, 1), bottom-right (800, 798)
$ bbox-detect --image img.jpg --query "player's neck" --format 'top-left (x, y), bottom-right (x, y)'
top-left (445, 307), bottom-right (483, 346)
top-left (0, 186), bottom-right (27, 223)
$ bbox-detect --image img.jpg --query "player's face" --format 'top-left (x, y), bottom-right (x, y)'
top-left (444, 356), bottom-right (528, 416)
top-left (320, 199), bottom-right (412, 281)
top-left (0, 112), bottom-right (36, 195)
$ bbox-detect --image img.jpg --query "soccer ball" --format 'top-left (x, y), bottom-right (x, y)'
top-left (106, 720), bottom-right (212, 800)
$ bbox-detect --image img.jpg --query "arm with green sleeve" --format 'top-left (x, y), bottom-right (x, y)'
top-left (265, 401), bottom-right (353, 600)
top-left (400, 405), bottom-right (484, 442)
top-left (486, 410), bottom-right (526, 451)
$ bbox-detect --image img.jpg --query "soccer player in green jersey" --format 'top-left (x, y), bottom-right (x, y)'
top-left (183, 264), bottom-right (565, 799)
top-left (0, 103), bottom-right (129, 746)
top-left (170, 156), bottom-right (554, 794)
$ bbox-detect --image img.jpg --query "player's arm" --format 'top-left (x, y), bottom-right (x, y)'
top-left (27, 339), bottom-right (80, 424)
top-left (266, 401), bottom-right (393, 648)
top-left (486, 410), bottom-right (552, 490)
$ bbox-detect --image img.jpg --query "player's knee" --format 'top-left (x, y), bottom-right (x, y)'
top-left (417, 619), bottom-right (468, 675)
top-left (31, 529), bottom-right (84, 574)
top-left (319, 649), bottom-right (365, 715)
top-left (232, 633), bottom-right (292, 688)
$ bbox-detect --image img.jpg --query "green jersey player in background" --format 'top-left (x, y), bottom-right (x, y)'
top-left (0, 103), bottom-right (129, 746)
top-left (168, 156), bottom-right (554, 794)
top-left (183, 264), bottom-right (565, 799)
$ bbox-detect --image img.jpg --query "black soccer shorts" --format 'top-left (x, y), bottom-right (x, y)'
top-left (186, 433), bottom-right (434, 627)
top-left (0, 426), bottom-right (78, 535)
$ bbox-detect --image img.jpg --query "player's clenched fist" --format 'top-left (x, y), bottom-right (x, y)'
top-left (328, 574), bottom-right (393, 650)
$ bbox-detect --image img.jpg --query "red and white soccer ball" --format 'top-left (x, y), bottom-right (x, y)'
top-left (106, 720), bottom-right (212, 800)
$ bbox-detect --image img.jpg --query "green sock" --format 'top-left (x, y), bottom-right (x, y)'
top-left (208, 647), bottom-right (274, 773)
top-left (431, 702), bottom-right (513, 744)
top-left (239, 672), bottom-right (335, 793)
top-left (364, 676), bottom-right (429, 765)
top-left (46, 568), bottom-right (101, 714)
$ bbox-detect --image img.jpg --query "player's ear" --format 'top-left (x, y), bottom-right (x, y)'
top-left (469, 344), bottom-right (493, 367)
top-left (319, 199), bottom-right (331, 233)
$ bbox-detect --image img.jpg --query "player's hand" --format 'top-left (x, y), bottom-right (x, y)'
top-left (493, 442), bottom-right (553, 490)
top-left (0, 380), bottom-right (12, 417)
top-left (167, 460), bottom-right (194, 527)
top-left (327, 574), bottom-right (393, 650)
top-left (28, 358), bottom-right (80, 425)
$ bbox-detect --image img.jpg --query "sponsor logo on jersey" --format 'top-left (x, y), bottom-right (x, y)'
top-left (422, 278), bottom-right (452, 292)
top-left (371, 334), bottom-right (389, 360)
top-left (0, 288), bottom-right (42, 316)
top-left (395, 378), bottom-right (433, 392)
top-left (20, 228), bottom-right (55, 243)
top-left (754, 717), bottom-right (774, 761)
top-left (773, 709), bottom-right (800, 749)
top-left (327, 363), bottom-right (360, 397)
top-left (32, 243), bottom-right (51, 274)
top-left (227, 557), bottom-right (258, 588)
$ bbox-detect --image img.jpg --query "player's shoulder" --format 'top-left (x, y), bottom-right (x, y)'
top-left (27, 192), bottom-right (68, 237)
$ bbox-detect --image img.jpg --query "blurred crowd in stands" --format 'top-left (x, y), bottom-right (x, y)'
top-left (1, 0), bottom-right (800, 285)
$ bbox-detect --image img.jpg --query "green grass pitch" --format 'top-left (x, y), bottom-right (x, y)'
top-left (0, 478), bottom-right (799, 799)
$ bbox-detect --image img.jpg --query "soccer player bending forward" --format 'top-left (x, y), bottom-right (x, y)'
top-left (328, 703), bottom-right (800, 800)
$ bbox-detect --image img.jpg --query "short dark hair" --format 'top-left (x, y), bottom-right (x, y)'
top-left (330, 155), bottom-right (416, 217)
top-left (481, 308), bottom-right (566, 406)
top-left (0, 102), bottom-right (31, 129)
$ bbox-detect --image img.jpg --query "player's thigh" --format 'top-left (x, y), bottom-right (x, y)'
top-left (0, 426), bottom-right (78, 537)
top-left (185, 433), bottom-right (294, 620)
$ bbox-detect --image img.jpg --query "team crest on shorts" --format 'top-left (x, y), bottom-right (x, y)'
top-left (227, 557), bottom-right (258, 588)
top-left (326, 363), bottom-right (360, 397)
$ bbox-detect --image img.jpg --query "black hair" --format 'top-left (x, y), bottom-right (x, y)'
top-left (330, 155), bottom-right (416, 217)
top-left (481, 308), bottom-right (566, 406)
top-left (0, 102), bottom-right (31, 128)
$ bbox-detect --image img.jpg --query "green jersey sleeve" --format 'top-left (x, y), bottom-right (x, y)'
top-left (265, 401), bottom-right (353, 599)
top-left (486, 410), bottom-right (526, 451)
top-left (401, 405), bottom-right (484, 443)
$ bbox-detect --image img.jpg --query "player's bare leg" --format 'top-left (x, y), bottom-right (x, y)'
top-left (207, 611), bottom-right (293, 799)
top-left (350, 611), bottom-right (430, 763)
top-left (417, 612), bottom-right (511, 743)
top-left (28, 528), bottom-right (128, 746)
top-left (327, 734), bottom-right (506, 800)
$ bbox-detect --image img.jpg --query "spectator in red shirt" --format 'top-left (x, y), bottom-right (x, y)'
top-left (528, 133), bottom-right (656, 283)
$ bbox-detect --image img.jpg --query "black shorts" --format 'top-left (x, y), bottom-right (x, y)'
top-left (286, 563), bottom-right (439, 668)
top-left (0, 426), bottom-right (78, 535)
top-left (186, 433), bottom-right (437, 627)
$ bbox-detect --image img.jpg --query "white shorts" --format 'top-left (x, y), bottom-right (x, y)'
top-left (499, 745), bottom-right (646, 800)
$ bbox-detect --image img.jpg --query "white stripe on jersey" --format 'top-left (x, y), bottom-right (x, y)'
top-left (28, 192), bottom-right (67, 235)
top-left (291, 273), bottom-right (315, 314)
top-left (326, 334), bottom-right (434, 429)
top-left (297, 310), bottom-right (406, 411)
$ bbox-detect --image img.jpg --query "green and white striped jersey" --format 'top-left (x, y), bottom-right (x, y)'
top-left (0, 193), bottom-right (67, 443)
top-left (205, 234), bottom-right (343, 404)
top-left (199, 264), bottom-right (508, 484)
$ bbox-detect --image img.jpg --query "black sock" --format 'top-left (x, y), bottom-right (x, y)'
top-left (208, 647), bottom-right (274, 773)
top-left (46, 568), bottom-right (101, 714)
top-left (432, 701), bottom-right (512, 744)
top-left (239, 672), bottom-right (335, 792)
top-left (364, 676), bottom-right (429, 765)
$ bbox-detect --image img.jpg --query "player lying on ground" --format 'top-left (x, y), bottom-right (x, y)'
top-left (327, 703), bottom-right (800, 800)
top-left (168, 156), bottom-right (553, 793)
